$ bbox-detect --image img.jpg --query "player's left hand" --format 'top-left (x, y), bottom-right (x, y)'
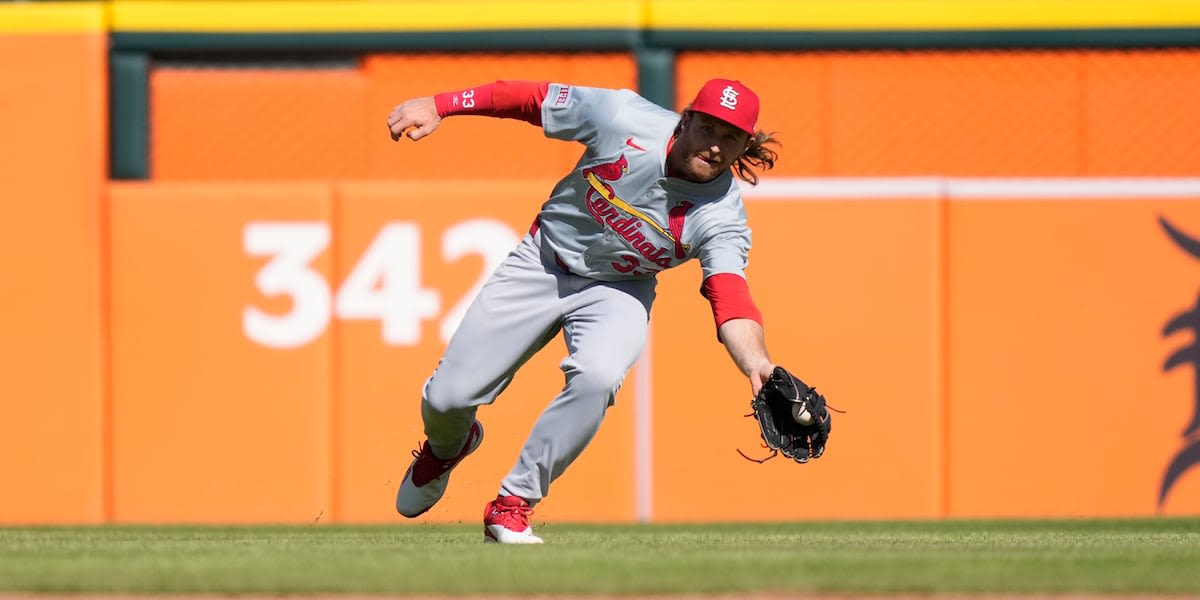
top-left (748, 362), bottom-right (776, 397)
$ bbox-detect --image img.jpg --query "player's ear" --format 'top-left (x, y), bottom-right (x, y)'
top-left (672, 112), bottom-right (690, 138)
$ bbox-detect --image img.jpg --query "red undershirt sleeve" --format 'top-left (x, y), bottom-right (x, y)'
top-left (433, 80), bottom-right (550, 126)
top-left (700, 273), bottom-right (763, 338)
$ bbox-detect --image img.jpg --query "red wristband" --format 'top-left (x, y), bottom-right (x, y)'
top-left (701, 273), bottom-right (763, 338)
top-left (434, 83), bottom-right (496, 117)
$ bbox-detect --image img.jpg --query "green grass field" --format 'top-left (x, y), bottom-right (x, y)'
top-left (1, 518), bottom-right (1198, 595)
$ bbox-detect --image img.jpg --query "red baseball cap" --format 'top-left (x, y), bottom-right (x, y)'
top-left (687, 78), bottom-right (760, 136)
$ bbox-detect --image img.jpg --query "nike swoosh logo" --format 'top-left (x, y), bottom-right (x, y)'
top-left (625, 137), bottom-right (646, 151)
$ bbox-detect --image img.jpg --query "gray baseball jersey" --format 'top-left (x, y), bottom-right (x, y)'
top-left (535, 83), bottom-right (752, 283)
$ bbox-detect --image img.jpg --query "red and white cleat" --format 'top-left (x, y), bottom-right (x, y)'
top-left (483, 495), bottom-right (544, 544)
top-left (395, 420), bottom-right (484, 518)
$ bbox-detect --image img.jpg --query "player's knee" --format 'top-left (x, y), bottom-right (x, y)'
top-left (565, 363), bottom-right (627, 403)
top-left (423, 376), bottom-right (474, 413)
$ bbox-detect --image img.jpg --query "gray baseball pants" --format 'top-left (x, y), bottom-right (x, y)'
top-left (420, 231), bottom-right (655, 504)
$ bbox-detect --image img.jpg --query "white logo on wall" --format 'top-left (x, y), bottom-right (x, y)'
top-left (719, 86), bottom-right (739, 110)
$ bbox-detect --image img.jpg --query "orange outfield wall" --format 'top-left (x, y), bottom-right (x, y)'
top-left (0, 29), bottom-right (107, 523)
top-left (8, 37), bottom-right (1200, 523)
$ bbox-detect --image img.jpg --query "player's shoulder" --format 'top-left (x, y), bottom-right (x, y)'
top-left (557, 85), bottom-right (674, 116)
top-left (607, 88), bottom-right (677, 116)
top-left (609, 90), bottom-right (681, 135)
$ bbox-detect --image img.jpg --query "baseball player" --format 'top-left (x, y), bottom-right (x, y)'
top-left (387, 78), bottom-right (782, 543)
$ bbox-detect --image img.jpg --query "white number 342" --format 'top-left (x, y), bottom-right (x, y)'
top-left (242, 220), bottom-right (518, 349)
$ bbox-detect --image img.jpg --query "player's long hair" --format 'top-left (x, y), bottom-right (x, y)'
top-left (734, 130), bottom-right (780, 186)
top-left (677, 109), bottom-right (780, 186)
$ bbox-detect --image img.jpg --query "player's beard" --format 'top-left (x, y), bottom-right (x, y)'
top-left (670, 145), bottom-right (731, 183)
top-left (681, 153), bottom-right (726, 183)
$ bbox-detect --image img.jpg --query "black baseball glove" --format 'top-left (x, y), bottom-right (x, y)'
top-left (740, 366), bottom-right (831, 464)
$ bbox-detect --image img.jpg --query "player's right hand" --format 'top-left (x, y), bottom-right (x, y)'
top-left (387, 97), bottom-right (441, 142)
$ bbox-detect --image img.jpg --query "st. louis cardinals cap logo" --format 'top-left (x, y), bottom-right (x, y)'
top-left (688, 78), bottom-right (760, 135)
top-left (719, 85), bottom-right (739, 110)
